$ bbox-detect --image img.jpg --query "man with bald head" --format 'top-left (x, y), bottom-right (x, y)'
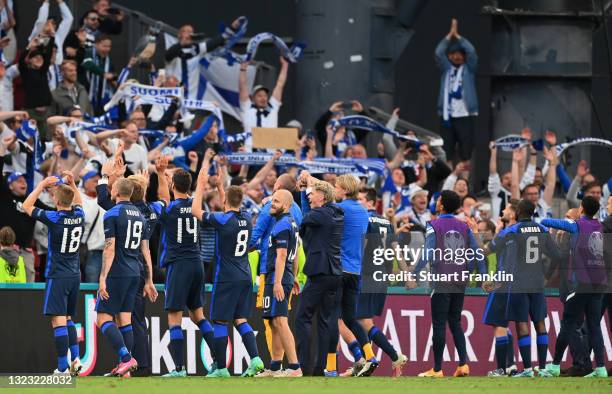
top-left (258, 190), bottom-right (302, 376)
top-left (250, 173), bottom-right (303, 372)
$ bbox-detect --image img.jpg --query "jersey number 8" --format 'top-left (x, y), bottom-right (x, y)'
top-left (235, 229), bottom-right (249, 257)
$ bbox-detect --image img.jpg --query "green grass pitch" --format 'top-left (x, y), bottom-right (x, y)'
top-left (10, 376), bottom-right (611, 394)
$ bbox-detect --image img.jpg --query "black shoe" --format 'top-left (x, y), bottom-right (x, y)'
top-left (131, 367), bottom-right (152, 377)
top-left (560, 366), bottom-right (592, 377)
top-left (607, 367), bottom-right (612, 377)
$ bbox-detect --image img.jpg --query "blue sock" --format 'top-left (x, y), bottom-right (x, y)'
top-left (348, 340), bottom-right (364, 361)
top-left (288, 363), bottom-right (300, 370)
top-left (213, 323), bottom-right (228, 369)
top-left (169, 325), bottom-right (184, 371)
top-left (507, 331), bottom-right (515, 366)
top-left (54, 326), bottom-right (69, 372)
top-left (100, 321), bottom-right (131, 363)
top-left (518, 335), bottom-right (531, 369)
top-left (536, 333), bottom-right (548, 370)
top-left (495, 336), bottom-right (508, 370)
top-left (270, 360), bottom-right (282, 371)
top-left (368, 326), bottom-right (398, 361)
top-left (66, 320), bottom-right (79, 362)
top-left (120, 324), bottom-right (134, 353)
top-left (236, 322), bottom-right (258, 359)
top-left (198, 319), bottom-right (216, 360)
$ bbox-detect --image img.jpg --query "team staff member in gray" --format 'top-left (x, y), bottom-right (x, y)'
top-left (294, 177), bottom-right (344, 376)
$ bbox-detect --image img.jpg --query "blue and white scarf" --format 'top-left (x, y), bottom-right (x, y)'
top-left (555, 137), bottom-right (612, 156)
top-left (225, 32), bottom-right (306, 64)
top-left (211, 16), bottom-right (248, 65)
top-left (330, 115), bottom-right (422, 147)
top-left (442, 65), bottom-right (463, 125)
top-left (492, 134), bottom-right (545, 152)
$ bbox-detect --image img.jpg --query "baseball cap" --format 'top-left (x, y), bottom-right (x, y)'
top-left (7, 172), bottom-right (25, 184)
top-left (251, 85), bottom-right (269, 95)
top-left (409, 185), bottom-right (428, 200)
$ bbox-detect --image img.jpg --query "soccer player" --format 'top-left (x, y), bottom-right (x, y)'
top-left (412, 190), bottom-right (486, 378)
top-left (480, 199), bottom-right (519, 376)
top-left (488, 199), bottom-right (561, 377)
top-left (95, 178), bottom-right (146, 377)
top-left (541, 196), bottom-right (608, 378)
top-left (22, 172), bottom-right (84, 375)
top-left (96, 161), bottom-right (161, 377)
top-left (258, 189), bottom-right (302, 377)
top-left (250, 173), bottom-right (302, 374)
top-left (192, 158), bottom-right (263, 378)
top-left (151, 161), bottom-right (217, 377)
top-left (356, 187), bottom-right (408, 376)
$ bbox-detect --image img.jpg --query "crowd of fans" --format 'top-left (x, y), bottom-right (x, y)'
top-left (0, 2), bottom-right (610, 287)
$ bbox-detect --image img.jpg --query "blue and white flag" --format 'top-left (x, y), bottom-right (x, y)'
top-left (197, 54), bottom-right (256, 120)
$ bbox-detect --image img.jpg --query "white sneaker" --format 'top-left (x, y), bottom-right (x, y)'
top-left (70, 358), bottom-right (83, 376)
top-left (391, 353), bottom-right (408, 377)
top-left (255, 369), bottom-right (281, 377)
top-left (273, 368), bottom-right (303, 377)
top-left (53, 369), bottom-right (70, 375)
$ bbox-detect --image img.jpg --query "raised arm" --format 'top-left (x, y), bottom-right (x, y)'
top-left (192, 150), bottom-right (214, 220)
top-left (238, 62), bottom-right (250, 104)
top-left (510, 148), bottom-right (524, 199)
top-left (247, 151), bottom-right (281, 190)
top-left (0, 110), bottom-right (28, 122)
top-left (28, 0), bottom-right (49, 43)
top-left (22, 176), bottom-right (57, 216)
top-left (542, 147), bottom-right (558, 207)
top-left (62, 170), bottom-right (83, 206)
top-left (154, 156), bottom-right (170, 204)
top-left (271, 57), bottom-right (289, 102)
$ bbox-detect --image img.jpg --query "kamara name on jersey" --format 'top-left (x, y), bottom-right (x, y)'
top-left (519, 226), bottom-right (542, 233)
top-left (63, 217), bottom-right (83, 225)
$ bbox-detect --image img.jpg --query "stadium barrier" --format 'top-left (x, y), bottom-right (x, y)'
top-left (1, 284), bottom-right (610, 376)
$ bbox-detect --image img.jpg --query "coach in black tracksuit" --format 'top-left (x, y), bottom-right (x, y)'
top-left (294, 178), bottom-right (344, 376)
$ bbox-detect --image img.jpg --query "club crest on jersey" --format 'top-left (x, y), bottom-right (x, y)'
top-left (444, 230), bottom-right (464, 252)
top-left (588, 232), bottom-right (604, 260)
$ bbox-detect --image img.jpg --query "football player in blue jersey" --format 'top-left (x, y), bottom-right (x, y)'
top-left (23, 171), bottom-right (84, 376)
top-left (258, 189), bottom-right (301, 377)
top-left (150, 156), bottom-right (217, 377)
top-left (487, 199), bottom-right (561, 377)
top-left (193, 155), bottom-right (263, 378)
top-left (95, 178), bottom-right (146, 377)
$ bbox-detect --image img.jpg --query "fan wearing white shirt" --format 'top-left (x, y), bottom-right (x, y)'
top-left (0, 60), bottom-right (19, 111)
top-left (238, 57), bottom-right (289, 150)
top-left (106, 121), bottom-right (148, 174)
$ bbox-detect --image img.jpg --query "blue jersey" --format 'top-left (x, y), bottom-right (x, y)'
top-left (265, 214), bottom-right (298, 286)
top-left (336, 199), bottom-right (369, 274)
top-left (134, 201), bottom-right (159, 241)
top-left (489, 219), bottom-right (560, 292)
top-left (250, 200), bottom-right (303, 274)
top-left (151, 198), bottom-right (200, 267)
top-left (202, 210), bottom-right (252, 282)
top-left (32, 206), bottom-right (84, 279)
top-left (103, 201), bottom-right (146, 277)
